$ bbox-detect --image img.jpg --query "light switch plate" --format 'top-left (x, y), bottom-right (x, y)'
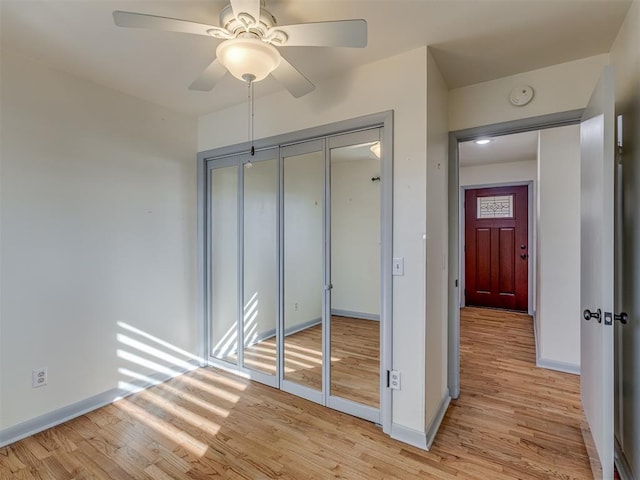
top-left (392, 257), bottom-right (404, 276)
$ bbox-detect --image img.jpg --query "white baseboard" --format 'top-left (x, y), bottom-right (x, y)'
top-left (536, 357), bottom-right (580, 375)
top-left (390, 423), bottom-right (428, 450)
top-left (425, 391), bottom-right (451, 450)
top-left (0, 359), bottom-right (201, 448)
top-left (330, 309), bottom-right (380, 321)
top-left (615, 437), bottom-right (636, 480)
top-left (390, 392), bottom-right (451, 451)
top-left (532, 311), bottom-right (540, 354)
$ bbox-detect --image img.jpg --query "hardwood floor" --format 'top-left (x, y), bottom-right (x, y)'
top-left (0, 307), bottom-right (593, 479)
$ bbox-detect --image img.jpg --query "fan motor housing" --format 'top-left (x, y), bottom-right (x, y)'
top-left (219, 4), bottom-right (277, 37)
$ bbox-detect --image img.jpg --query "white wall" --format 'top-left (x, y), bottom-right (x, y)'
top-left (199, 47), bottom-right (431, 438)
top-left (424, 49), bottom-right (449, 435)
top-left (460, 160), bottom-right (537, 186)
top-left (610, 0), bottom-right (640, 476)
top-left (537, 125), bottom-right (581, 371)
top-left (0, 51), bottom-right (198, 431)
top-left (331, 156), bottom-right (381, 317)
top-left (449, 54), bottom-right (610, 131)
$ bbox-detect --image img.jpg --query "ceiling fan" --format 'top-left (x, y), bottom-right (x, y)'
top-left (113, 0), bottom-right (367, 98)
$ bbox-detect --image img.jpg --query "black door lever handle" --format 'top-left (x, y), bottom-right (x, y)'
top-left (615, 312), bottom-right (628, 325)
top-left (583, 308), bottom-right (602, 323)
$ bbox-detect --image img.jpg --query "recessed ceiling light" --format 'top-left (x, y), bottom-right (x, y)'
top-left (475, 139), bottom-right (492, 145)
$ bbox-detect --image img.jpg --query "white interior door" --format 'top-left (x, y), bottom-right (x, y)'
top-left (580, 65), bottom-right (615, 480)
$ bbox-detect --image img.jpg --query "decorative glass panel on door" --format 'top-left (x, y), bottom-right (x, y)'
top-left (242, 157), bottom-right (278, 376)
top-left (282, 145), bottom-right (324, 394)
top-left (209, 164), bottom-right (238, 364)
top-left (329, 132), bottom-right (381, 413)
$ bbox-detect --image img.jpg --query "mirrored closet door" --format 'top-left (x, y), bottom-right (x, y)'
top-left (240, 149), bottom-right (279, 385)
top-left (281, 140), bottom-right (325, 403)
top-left (205, 126), bottom-right (386, 424)
top-left (208, 158), bottom-right (239, 367)
top-left (208, 148), bottom-right (279, 388)
top-left (326, 130), bottom-right (382, 423)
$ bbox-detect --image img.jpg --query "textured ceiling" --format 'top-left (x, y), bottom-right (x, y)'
top-left (0, 0), bottom-right (632, 115)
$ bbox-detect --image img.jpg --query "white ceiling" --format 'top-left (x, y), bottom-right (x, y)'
top-left (0, 0), bottom-right (631, 115)
top-left (459, 131), bottom-right (539, 167)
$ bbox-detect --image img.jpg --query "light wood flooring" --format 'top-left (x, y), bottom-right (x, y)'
top-left (0, 307), bottom-right (593, 479)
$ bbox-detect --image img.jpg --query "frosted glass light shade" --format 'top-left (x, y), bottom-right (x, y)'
top-left (216, 38), bottom-right (281, 82)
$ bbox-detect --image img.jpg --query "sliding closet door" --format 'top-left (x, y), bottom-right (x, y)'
top-left (207, 150), bottom-right (280, 387)
top-left (326, 129), bottom-right (382, 424)
top-left (281, 140), bottom-right (325, 403)
top-left (203, 119), bottom-right (390, 427)
top-left (208, 159), bottom-right (239, 365)
top-left (241, 149), bottom-right (279, 386)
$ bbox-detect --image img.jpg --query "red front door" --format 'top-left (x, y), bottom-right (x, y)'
top-left (465, 185), bottom-right (528, 311)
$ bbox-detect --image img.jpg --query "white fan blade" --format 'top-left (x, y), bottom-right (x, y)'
top-left (273, 20), bottom-right (367, 48)
top-left (113, 11), bottom-right (230, 38)
top-left (229, 0), bottom-right (261, 27)
top-left (271, 57), bottom-right (315, 98)
top-left (189, 59), bottom-right (228, 91)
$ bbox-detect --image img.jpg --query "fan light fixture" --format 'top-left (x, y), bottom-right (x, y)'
top-left (216, 37), bottom-right (281, 83)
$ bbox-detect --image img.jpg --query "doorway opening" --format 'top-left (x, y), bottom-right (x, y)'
top-left (448, 109), bottom-right (584, 401)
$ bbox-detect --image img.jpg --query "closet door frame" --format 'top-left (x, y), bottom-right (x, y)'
top-left (197, 111), bottom-right (393, 434)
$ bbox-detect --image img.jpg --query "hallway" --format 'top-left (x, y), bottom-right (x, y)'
top-left (438, 307), bottom-right (592, 478)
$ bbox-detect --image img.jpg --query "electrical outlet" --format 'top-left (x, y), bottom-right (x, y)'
top-left (389, 370), bottom-right (401, 390)
top-left (294, 302), bottom-right (299, 311)
top-left (32, 368), bottom-right (47, 388)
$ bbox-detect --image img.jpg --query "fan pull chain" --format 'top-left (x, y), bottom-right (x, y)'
top-left (247, 78), bottom-right (255, 156)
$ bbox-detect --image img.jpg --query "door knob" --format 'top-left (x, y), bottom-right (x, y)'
top-left (520, 244), bottom-right (527, 250)
top-left (615, 312), bottom-right (629, 325)
top-left (520, 253), bottom-right (527, 260)
top-left (583, 308), bottom-right (602, 323)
